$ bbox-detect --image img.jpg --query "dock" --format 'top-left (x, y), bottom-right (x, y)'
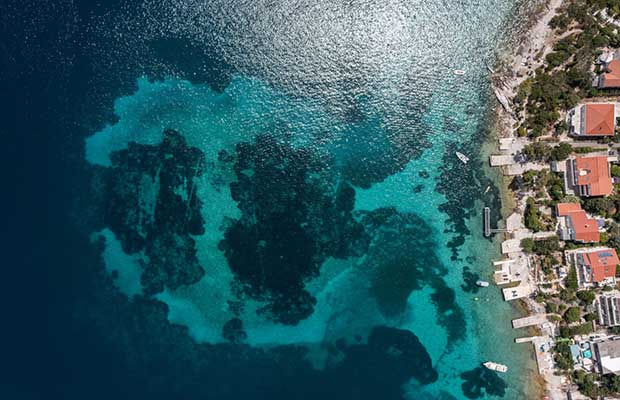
top-left (502, 285), bottom-right (532, 301)
top-left (484, 207), bottom-right (491, 237)
top-left (512, 315), bottom-right (547, 329)
top-left (515, 336), bottom-right (539, 343)
top-left (489, 154), bottom-right (514, 166)
top-left (483, 207), bottom-right (508, 237)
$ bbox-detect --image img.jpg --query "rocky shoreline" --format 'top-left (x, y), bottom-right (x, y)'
top-left (489, 0), bottom-right (566, 399)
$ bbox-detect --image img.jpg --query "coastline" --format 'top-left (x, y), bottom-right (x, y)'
top-left (494, 0), bottom-right (564, 133)
top-left (488, 0), bottom-right (566, 398)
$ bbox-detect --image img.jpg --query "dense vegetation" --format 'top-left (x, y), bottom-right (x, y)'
top-left (574, 369), bottom-right (620, 399)
top-left (553, 341), bottom-right (575, 371)
top-left (521, 236), bottom-right (561, 255)
top-left (522, 141), bottom-right (574, 161)
top-left (515, 0), bottom-right (620, 137)
top-left (525, 197), bottom-right (545, 231)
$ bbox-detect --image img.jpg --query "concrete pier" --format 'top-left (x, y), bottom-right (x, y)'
top-left (515, 336), bottom-right (539, 343)
top-left (512, 315), bottom-right (547, 329)
top-left (484, 207), bottom-right (507, 237)
top-left (484, 207), bottom-right (491, 237)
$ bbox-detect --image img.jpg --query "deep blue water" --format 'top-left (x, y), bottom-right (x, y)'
top-left (2, 0), bottom-right (537, 399)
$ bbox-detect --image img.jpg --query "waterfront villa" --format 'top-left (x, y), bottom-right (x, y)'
top-left (596, 293), bottom-right (620, 327)
top-left (597, 50), bottom-right (620, 89)
top-left (568, 103), bottom-right (618, 137)
top-left (565, 247), bottom-right (620, 287)
top-left (556, 203), bottom-right (600, 243)
top-left (566, 156), bottom-right (614, 197)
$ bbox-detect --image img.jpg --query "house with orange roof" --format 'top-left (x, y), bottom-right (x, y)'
top-left (556, 203), bottom-right (600, 243)
top-left (567, 156), bottom-right (614, 197)
top-left (597, 51), bottom-right (620, 89)
top-left (566, 247), bottom-right (620, 287)
top-left (568, 103), bottom-right (618, 137)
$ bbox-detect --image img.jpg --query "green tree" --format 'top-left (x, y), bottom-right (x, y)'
top-left (607, 222), bottom-right (620, 251)
top-left (522, 142), bottom-right (551, 161)
top-left (521, 238), bottom-right (534, 253)
top-left (566, 266), bottom-right (578, 290)
top-left (532, 236), bottom-right (560, 255)
top-left (546, 302), bottom-right (559, 314)
top-left (583, 197), bottom-right (616, 218)
top-left (525, 198), bottom-right (545, 232)
top-left (564, 306), bottom-right (581, 323)
top-left (554, 341), bottom-right (574, 371)
top-left (576, 290), bottom-right (596, 304)
top-left (550, 142), bottom-right (573, 161)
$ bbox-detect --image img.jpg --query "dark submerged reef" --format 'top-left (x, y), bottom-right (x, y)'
top-left (460, 367), bottom-right (508, 399)
top-left (97, 129), bottom-right (206, 294)
top-left (65, 238), bottom-right (439, 399)
top-left (461, 266), bottom-right (481, 294)
top-left (362, 208), bottom-right (467, 343)
top-left (92, 128), bottom-right (466, 339)
top-left (220, 134), bottom-right (369, 325)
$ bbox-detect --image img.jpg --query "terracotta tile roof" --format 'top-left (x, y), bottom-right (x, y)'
top-left (569, 211), bottom-right (600, 242)
top-left (584, 103), bottom-right (616, 136)
top-left (575, 156), bottom-right (614, 196)
top-left (584, 249), bottom-right (620, 283)
top-left (556, 203), bottom-right (600, 243)
top-left (556, 202), bottom-right (582, 215)
top-left (602, 59), bottom-right (620, 88)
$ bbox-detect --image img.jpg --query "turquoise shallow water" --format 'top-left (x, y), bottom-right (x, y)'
top-left (80, 0), bottom-right (538, 398)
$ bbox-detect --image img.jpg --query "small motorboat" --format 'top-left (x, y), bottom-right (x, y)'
top-left (483, 361), bottom-right (508, 373)
top-left (456, 151), bottom-right (469, 164)
top-left (454, 69), bottom-right (466, 75)
top-left (476, 280), bottom-right (489, 287)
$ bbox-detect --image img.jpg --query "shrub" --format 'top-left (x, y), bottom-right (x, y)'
top-left (546, 302), bottom-right (559, 313)
top-left (570, 321), bottom-right (594, 336)
top-left (546, 51), bottom-right (571, 68)
top-left (549, 315), bottom-right (562, 322)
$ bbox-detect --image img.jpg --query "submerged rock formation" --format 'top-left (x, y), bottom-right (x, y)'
top-left (100, 129), bottom-right (206, 294)
top-left (220, 134), bottom-right (369, 325)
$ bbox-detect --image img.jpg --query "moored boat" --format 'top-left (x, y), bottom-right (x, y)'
top-left (476, 280), bottom-right (489, 287)
top-left (456, 151), bottom-right (469, 164)
top-left (483, 361), bottom-right (508, 373)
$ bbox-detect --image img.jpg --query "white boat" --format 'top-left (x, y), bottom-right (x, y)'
top-left (456, 151), bottom-right (469, 164)
top-left (454, 69), bottom-right (466, 75)
top-left (476, 280), bottom-right (489, 287)
top-left (483, 361), bottom-right (508, 373)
